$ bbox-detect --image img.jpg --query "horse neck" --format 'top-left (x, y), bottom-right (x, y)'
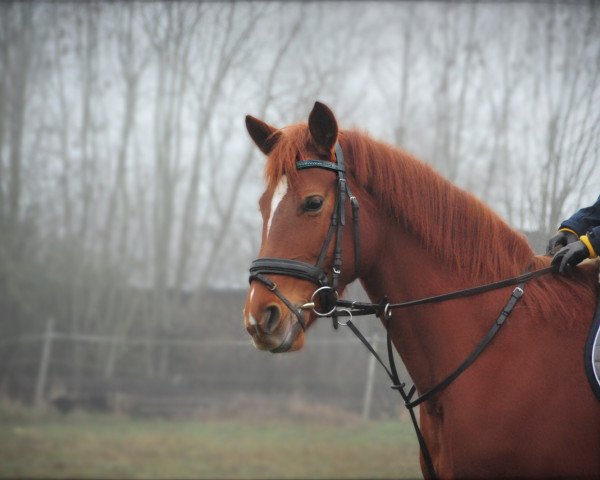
top-left (344, 131), bottom-right (534, 283)
top-left (353, 167), bottom-right (534, 394)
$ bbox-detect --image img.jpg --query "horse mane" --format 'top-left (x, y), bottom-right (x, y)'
top-left (265, 124), bottom-right (533, 281)
top-left (264, 124), bottom-right (597, 331)
top-left (342, 130), bottom-right (537, 280)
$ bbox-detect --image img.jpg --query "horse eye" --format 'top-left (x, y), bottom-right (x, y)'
top-left (303, 196), bottom-right (324, 213)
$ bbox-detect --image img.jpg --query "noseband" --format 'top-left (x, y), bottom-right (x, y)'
top-left (248, 142), bottom-right (360, 330)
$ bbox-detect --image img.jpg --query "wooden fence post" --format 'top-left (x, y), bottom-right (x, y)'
top-left (361, 332), bottom-right (378, 421)
top-left (34, 317), bottom-right (54, 409)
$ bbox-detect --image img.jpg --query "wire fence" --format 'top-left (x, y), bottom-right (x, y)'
top-left (0, 316), bottom-right (410, 421)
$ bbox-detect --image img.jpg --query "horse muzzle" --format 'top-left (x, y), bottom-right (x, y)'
top-left (244, 299), bottom-right (307, 353)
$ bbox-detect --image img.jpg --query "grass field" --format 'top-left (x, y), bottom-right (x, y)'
top-left (0, 405), bottom-right (422, 479)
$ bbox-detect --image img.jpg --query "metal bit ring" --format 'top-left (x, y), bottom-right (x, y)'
top-left (309, 286), bottom-right (339, 317)
top-left (336, 308), bottom-right (352, 327)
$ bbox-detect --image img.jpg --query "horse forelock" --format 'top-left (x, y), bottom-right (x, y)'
top-left (263, 123), bottom-right (312, 191)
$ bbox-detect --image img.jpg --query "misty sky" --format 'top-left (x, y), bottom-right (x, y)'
top-left (2, 1), bottom-right (599, 288)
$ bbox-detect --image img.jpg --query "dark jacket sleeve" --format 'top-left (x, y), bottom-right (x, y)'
top-left (560, 195), bottom-right (600, 254)
top-left (586, 226), bottom-right (600, 255)
top-left (560, 195), bottom-right (600, 235)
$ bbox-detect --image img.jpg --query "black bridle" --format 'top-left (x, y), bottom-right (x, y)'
top-left (247, 141), bottom-right (554, 479)
top-left (249, 142), bottom-right (360, 330)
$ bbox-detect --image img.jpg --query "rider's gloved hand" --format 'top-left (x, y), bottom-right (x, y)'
top-left (551, 238), bottom-right (591, 275)
top-left (546, 228), bottom-right (578, 256)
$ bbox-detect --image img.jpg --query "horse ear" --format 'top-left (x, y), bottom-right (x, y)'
top-left (245, 115), bottom-right (280, 155)
top-left (308, 101), bottom-right (338, 153)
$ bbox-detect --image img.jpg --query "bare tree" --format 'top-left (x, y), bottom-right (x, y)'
top-left (502, 3), bottom-right (600, 236)
top-left (173, 2), bottom-right (267, 294)
top-left (535, 4), bottom-right (599, 234)
top-left (0, 3), bottom-right (36, 245)
top-left (1, 1), bottom-right (598, 405)
top-left (98, 4), bottom-right (152, 379)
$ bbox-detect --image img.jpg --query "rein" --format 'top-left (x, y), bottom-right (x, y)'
top-left (340, 279), bottom-right (531, 479)
top-left (330, 267), bottom-right (554, 479)
top-left (316, 266), bottom-right (554, 317)
top-left (320, 266), bottom-right (552, 480)
top-left (247, 141), bottom-right (555, 479)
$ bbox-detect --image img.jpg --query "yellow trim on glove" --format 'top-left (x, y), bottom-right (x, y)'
top-left (559, 227), bottom-right (578, 237)
top-left (580, 235), bottom-right (598, 259)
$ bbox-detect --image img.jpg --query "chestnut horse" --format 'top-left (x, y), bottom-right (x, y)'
top-left (242, 102), bottom-right (600, 478)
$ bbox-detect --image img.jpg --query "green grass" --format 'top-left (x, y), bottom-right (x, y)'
top-left (0, 406), bottom-right (422, 479)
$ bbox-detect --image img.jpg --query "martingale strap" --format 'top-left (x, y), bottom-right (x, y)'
top-left (344, 279), bottom-right (528, 480)
top-left (404, 282), bottom-right (526, 409)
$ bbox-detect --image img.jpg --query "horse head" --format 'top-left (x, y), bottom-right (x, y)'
top-left (243, 102), bottom-right (362, 353)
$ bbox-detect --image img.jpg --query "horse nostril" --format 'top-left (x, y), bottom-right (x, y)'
top-left (263, 305), bottom-right (281, 334)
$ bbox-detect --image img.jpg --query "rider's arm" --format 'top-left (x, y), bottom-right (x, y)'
top-left (560, 195), bottom-right (600, 236)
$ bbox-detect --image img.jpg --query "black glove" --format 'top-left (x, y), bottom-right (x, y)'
top-left (546, 229), bottom-right (578, 256)
top-left (551, 240), bottom-right (590, 275)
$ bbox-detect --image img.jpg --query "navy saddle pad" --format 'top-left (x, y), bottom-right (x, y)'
top-left (584, 281), bottom-right (600, 401)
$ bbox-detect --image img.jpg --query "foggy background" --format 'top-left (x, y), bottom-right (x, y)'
top-left (1, 0), bottom-right (599, 426)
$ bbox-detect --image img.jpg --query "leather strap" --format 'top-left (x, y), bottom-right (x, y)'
top-left (296, 159), bottom-right (345, 172)
top-left (405, 282), bottom-right (526, 409)
top-left (337, 267), bottom-right (552, 316)
top-left (250, 273), bottom-right (307, 330)
top-left (344, 312), bottom-right (437, 479)
top-left (250, 258), bottom-right (328, 286)
top-left (342, 279), bottom-right (528, 479)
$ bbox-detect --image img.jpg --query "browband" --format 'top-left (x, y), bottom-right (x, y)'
top-left (296, 160), bottom-right (345, 172)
